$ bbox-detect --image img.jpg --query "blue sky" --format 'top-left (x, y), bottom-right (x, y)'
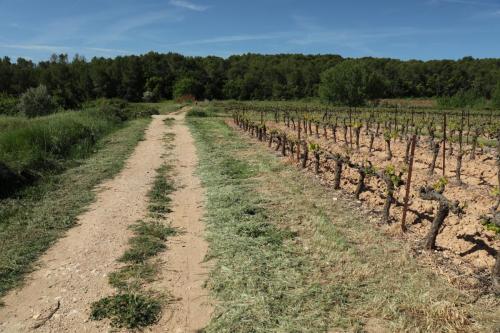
top-left (0, 0), bottom-right (499, 62)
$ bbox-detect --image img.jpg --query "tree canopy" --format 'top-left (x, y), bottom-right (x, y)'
top-left (319, 61), bottom-right (366, 106)
top-left (1, 52), bottom-right (500, 108)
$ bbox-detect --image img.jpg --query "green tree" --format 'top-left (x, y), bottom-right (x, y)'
top-left (143, 76), bottom-right (164, 102)
top-left (319, 61), bottom-right (366, 106)
top-left (492, 81), bottom-right (500, 109)
top-left (173, 77), bottom-right (200, 100)
top-left (17, 85), bottom-right (56, 117)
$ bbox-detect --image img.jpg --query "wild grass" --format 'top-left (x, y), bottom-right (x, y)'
top-left (0, 102), bottom-right (158, 174)
top-left (0, 118), bottom-right (150, 299)
top-left (186, 105), bottom-right (220, 118)
top-left (147, 164), bottom-right (175, 218)
top-left (90, 293), bottom-right (162, 329)
top-left (188, 112), bottom-right (498, 332)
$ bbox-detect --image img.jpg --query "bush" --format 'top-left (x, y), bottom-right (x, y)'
top-left (186, 108), bottom-right (208, 117)
top-left (85, 99), bottom-right (159, 120)
top-left (437, 90), bottom-right (486, 109)
top-left (17, 85), bottom-right (57, 118)
top-left (492, 81), bottom-right (500, 109)
top-left (0, 95), bottom-right (18, 116)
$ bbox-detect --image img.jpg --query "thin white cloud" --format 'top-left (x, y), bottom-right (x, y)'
top-left (176, 33), bottom-right (286, 46)
top-left (0, 43), bottom-right (130, 56)
top-left (428, 0), bottom-right (497, 6)
top-left (169, 0), bottom-right (209, 11)
top-left (84, 47), bottom-right (130, 54)
top-left (0, 43), bottom-right (70, 52)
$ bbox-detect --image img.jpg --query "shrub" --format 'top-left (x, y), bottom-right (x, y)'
top-left (84, 99), bottom-right (159, 120)
top-left (437, 90), bottom-right (486, 109)
top-left (186, 108), bottom-right (208, 117)
top-left (0, 95), bottom-right (18, 116)
top-left (17, 85), bottom-right (57, 118)
top-left (492, 81), bottom-right (500, 109)
top-left (142, 91), bottom-right (155, 102)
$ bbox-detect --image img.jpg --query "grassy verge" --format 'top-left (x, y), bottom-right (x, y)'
top-left (90, 127), bottom-right (177, 329)
top-left (0, 118), bottom-right (150, 300)
top-left (0, 100), bottom-right (160, 198)
top-left (188, 111), bottom-right (498, 332)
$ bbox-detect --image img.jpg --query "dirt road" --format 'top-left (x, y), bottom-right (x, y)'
top-left (0, 109), bottom-right (212, 332)
top-left (151, 111), bottom-right (212, 333)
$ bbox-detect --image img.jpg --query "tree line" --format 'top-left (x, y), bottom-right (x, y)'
top-left (1, 52), bottom-right (500, 108)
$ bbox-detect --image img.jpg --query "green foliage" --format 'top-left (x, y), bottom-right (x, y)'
top-left (143, 76), bottom-right (165, 102)
top-left (491, 186), bottom-right (500, 197)
top-left (2, 53), bottom-right (500, 104)
top-left (90, 293), bottom-right (161, 329)
top-left (384, 165), bottom-right (404, 187)
top-left (492, 81), bottom-right (500, 109)
top-left (308, 142), bottom-right (320, 151)
top-left (433, 177), bottom-right (448, 192)
top-left (481, 219), bottom-right (500, 234)
top-left (437, 90), bottom-right (486, 109)
top-left (186, 108), bottom-right (208, 117)
top-left (0, 101), bottom-right (158, 198)
top-left (0, 95), bottom-right (18, 115)
top-left (319, 61), bottom-right (366, 106)
top-left (173, 77), bottom-right (201, 100)
top-left (0, 108), bottom-right (118, 176)
top-left (85, 98), bottom-right (159, 121)
top-left (17, 85), bottom-right (57, 118)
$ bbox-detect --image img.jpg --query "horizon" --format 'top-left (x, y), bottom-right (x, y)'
top-left (3, 51), bottom-right (500, 65)
top-left (1, 0), bottom-right (500, 62)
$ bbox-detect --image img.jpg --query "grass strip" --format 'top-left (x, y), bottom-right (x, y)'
top-left (188, 111), bottom-right (497, 332)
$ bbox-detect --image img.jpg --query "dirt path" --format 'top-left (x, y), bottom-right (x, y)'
top-left (0, 114), bottom-right (171, 332)
top-left (150, 111), bottom-right (212, 333)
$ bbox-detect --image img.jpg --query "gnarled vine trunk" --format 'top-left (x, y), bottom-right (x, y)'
top-left (419, 186), bottom-right (462, 250)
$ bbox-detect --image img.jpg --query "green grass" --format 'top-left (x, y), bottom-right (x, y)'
top-left (90, 293), bottom-right (162, 329)
top-left (147, 164), bottom-right (175, 218)
top-left (0, 101), bottom-right (160, 198)
top-left (0, 118), bottom-right (150, 299)
top-left (108, 263), bottom-right (158, 290)
top-left (186, 107), bottom-right (209, 117)
top-left (188, 111), bottom-right (498, 332)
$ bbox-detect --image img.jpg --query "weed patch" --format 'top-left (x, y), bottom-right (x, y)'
top-left (90, 293), bottom-right (161, 329)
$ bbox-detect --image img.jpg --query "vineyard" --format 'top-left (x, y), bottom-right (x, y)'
top-left (225, 101), bottom-right (500, 292)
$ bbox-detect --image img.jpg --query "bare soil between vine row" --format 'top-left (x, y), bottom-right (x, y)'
top-left (229, 119), bottom-right (499, 291)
